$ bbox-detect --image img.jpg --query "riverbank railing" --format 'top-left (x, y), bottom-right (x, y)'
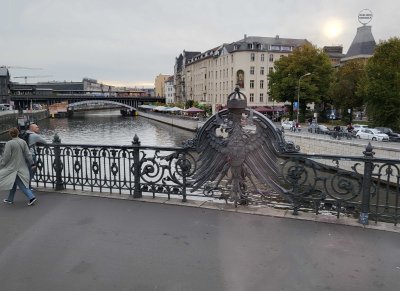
top-left (0, 136), bottom-right (399, 226)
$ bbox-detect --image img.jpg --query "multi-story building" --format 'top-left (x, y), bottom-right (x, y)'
top-left (164, 76), bottom-right (175, 104)
top-left (323, 46), bottom-right (345, 67)
top-left (174, 50), bottom-right (201, 103)
top-left (341, 25), bottom-right (376, 63)
top-left (0, 67), bottom-right (11, 104)
top-left (174, 35), bottom-right (309, 110)
top-left (154, 74), bottom-right (170, 97)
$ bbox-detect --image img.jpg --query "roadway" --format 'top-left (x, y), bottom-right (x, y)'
top-left (281, 123), bottom-right (400, 151)
top-left (0, 190), bottom-right (399, 291)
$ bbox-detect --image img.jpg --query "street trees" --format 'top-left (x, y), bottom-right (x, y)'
top-left (360, 37), bottom-right (400, 130)
top-left (328, 60), bottom-right (366, 123)
top-left (268, 44), bottom-right (333, 121)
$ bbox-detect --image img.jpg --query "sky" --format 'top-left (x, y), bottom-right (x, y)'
top-left (1, 0), bottom-right (399, 88)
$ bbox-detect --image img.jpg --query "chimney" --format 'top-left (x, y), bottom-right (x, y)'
top-left (244, 34), bottom-right (247, 40)
top-left (275, 35), bottom-right (279, 39)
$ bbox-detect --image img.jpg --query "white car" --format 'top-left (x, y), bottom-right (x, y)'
top-left (281, 120), bottom-right (294, 130)
top-left (356, 128), bottom-right (389, 141)
top-left (352, 124), bottom-right (369, 132)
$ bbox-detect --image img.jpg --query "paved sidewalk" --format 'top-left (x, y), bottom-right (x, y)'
top-left (1, 189), bottom-right (399, 291)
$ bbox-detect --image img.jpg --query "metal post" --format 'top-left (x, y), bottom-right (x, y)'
top-left (297, 73), bottom-right (311, 124)
top-left (359, 143), bottom-right (375, 225)
top-left (132, 134), bottom-right (142, 198)
top-left (53, 133), bottom-right (64, 190)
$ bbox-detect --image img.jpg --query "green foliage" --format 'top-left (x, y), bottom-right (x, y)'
top-left (361, 37), bottom-right (400, 130)
top-left (328, 60), bottom-right (366, 123)
top-left (268, 44), bottom-right (333, 121)
top-left (185, 100), bottom-right (195, 108)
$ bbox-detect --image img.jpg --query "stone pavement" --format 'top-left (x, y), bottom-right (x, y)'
top-left (0, 189), bottom-right (399, 291)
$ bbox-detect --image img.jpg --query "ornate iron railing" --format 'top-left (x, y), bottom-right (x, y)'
top-left (280, 144), bottom-right (400, 225)
top-left (1, 136), bottom-right (399, 225)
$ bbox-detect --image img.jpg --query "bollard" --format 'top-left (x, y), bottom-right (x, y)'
top-left (359, 143), bottom-right (374, 225)
top-left (132, 134), bottom-right (142, 198)
top-left (53, 133), bottom-right (65, 190)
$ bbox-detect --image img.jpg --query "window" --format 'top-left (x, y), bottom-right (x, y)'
top-left (259, 93), bottom-right (264, 102)
top-left (249, 93), bottom-right (254, 102)
top-left (269, 54), bottom-right (274, 62)
top-left (260, 80), bottom-right (264, 89)
top-left (269, 67), bottom-right (273, 74)
top-left (260, 67), bottom-right (264, 75)
top-left (261, 54), bottom-right (265, 62)
top-left (237, 70), bottom-right (244, 88)
top-left (250, 53), bottom-right (255, 61)
top-left (250, 66), bottom-right (255, 75)
top-left (250, 80), bottom-right (254, 89)
top-left (248, 43), bottom-right (253, 49)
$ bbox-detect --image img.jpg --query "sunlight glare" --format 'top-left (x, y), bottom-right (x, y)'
top-left (323, 19), bottom-right (343, 39)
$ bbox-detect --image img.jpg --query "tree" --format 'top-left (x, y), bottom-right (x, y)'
top-left (328, 60), bottom-right (366, 123)
top-left (268, 44), bottom-right (333, 121)
top-left (360, 37), bottom-right (400, 130)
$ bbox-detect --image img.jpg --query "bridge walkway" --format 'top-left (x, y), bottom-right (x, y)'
top-left (0, 189), bottom-right (398, 291)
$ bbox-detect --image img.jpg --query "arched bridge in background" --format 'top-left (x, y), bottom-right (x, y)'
top-left (67, 100), bottom-right (137, 115)
top-left (10, 91), bottom-right (165, 111)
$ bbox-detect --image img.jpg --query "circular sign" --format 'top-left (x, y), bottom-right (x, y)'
top-left (358, 9), bottom-right (373, 25)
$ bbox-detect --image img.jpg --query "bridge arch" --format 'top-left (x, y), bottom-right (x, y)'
top-left (67, 100), bottom-right (137, 112)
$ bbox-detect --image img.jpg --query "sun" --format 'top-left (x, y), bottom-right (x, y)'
top-left (323, 19), bottom-right (344, 39)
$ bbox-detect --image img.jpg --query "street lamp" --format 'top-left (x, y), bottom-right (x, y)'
top-left (297, 72), bottom-right (311, 124)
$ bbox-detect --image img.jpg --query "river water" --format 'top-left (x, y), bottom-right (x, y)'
top-left (1, 110), bottom-right (195, 147)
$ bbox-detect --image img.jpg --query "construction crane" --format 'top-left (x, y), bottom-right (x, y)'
top-left (0, 65), bottom-right (42, 70)
top-left (13, 75), bottom-right (53, 83)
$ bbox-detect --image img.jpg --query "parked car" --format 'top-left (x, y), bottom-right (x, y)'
top-left (375, 127), bottom-right (400, 142)
top-left (0, 103), bottom-right (12, 111)
top-left (352, 124), bottom-right (369, 132)
top-left (356, 128), bottom-right (389, 141)
top-left (308, 123), bottom-right (331, 134)
top-left (281, 120), bottom-right (293, 130)
top-left (281, 120), bottom-right (301, 132)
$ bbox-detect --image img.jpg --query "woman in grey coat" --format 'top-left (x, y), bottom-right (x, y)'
top-left (0, 127), bottom-right (37, 206)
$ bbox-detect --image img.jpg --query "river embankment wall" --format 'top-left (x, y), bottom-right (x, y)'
top-left (137, 111), bottom-right (400, 160)
top-left (0, 110), bottom-right (49, 134)
top-left (137, 111), bottom-right (199, 132)
top-left (284, 131), bottom-right (400, 160)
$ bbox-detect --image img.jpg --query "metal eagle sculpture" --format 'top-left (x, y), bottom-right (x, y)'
top-left (186, 86), bottom-right (299, 207)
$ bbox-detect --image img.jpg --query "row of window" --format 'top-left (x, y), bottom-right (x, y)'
top-left (249, 80), bottom-right (265, 89)
top-left (248, 93), bottom-right (273, 103)
top-left (249, 66), bottom-right (274, 75)
top-left (250, 53), bottom-right (275, 62)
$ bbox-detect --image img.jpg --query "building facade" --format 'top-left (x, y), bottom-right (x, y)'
top-left (323, 46), bottom-right (345, 67)
top-left (164, 76), bottom-right (175, 104)
top-left (0, 67), bottom-right (11, 104)
top-left (174, 35), bottom-right (309, 109)
top-left (341, 25), bottom-right (376, 63)
top-left (154, 74), bottom-right (170, 97)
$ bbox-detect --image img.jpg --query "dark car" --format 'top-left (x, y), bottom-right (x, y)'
top-left (308, 123), bottom-right (331, 134)
top-left (375, 127), bottom-right (400, 142)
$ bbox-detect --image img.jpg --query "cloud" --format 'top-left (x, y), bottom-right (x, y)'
top-left (2, 0), bottom-right (399, 87)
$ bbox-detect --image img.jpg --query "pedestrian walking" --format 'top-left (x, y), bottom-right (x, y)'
top-left (23, 123), bottom-right (47, 188)
top-left (0, 127), bottom-right (37, 206)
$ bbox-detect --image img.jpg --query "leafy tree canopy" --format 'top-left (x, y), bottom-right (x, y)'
top-left (268, 44), bottom-right (333, 120)
top-left (328, 60), bottom-right (366, 123)
top-left (361, 37), bottom-right (400, 129)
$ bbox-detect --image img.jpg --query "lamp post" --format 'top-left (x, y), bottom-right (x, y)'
top-left (297, 72), bottom-right (311, 124)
